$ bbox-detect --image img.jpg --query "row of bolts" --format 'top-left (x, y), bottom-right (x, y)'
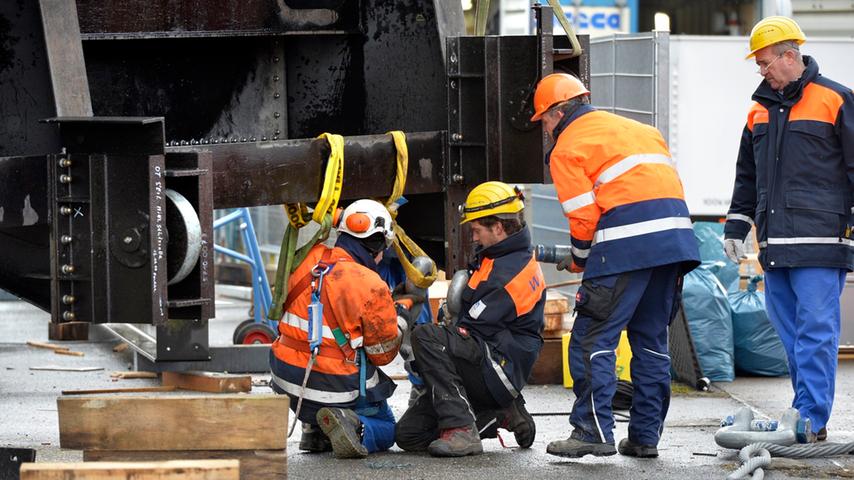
top-left (57, 157), bottom-right (77, 322)
top-left (53, 58), bottom-right (288, 320)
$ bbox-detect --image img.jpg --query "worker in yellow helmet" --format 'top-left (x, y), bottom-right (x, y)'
top-left (395, 181), bottom-right (546, 457)
top-left (724, 16), bottom-right (854, 443)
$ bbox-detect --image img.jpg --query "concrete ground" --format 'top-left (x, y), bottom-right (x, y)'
top-left (2, 296), bottom-right (853, 479)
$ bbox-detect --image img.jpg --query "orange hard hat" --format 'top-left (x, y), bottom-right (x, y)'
top-left (530, 73), bottom-right (590, 122)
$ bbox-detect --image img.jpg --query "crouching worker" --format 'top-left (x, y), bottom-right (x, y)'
top-left (270, 199), bottom-right (415, 458)
top-left (395, 181), bottom-right (546, 457)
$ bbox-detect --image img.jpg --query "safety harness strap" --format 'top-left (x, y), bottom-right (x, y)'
top-left (280, 248), bottom-right (356, 361)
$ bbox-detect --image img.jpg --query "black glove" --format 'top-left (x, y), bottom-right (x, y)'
top-left (395, 302), bottom-right (415, 331)
top-left (393, 292), bottom-right (426, 306)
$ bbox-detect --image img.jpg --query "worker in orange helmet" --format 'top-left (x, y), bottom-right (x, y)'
top-left (530, 72), bottom-right (700, 459)
top-left (270, 199), bottom-right (418, 459)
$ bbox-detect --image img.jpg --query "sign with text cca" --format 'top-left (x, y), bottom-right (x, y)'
top-left (555, 6), bottom-right (631, 37)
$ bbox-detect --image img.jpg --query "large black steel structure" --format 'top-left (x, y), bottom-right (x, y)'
top-left (0, 0), bottom-right (588, 362)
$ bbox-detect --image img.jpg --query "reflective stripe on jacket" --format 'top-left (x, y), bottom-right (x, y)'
top-left (458, 228), bottom-right (546, 406)
top-left (549, 106), bottom-right (700, 278)
top-left (724, 56), bottom-right (854, 270)
top-left (270, 244), bottom-right (399, 421)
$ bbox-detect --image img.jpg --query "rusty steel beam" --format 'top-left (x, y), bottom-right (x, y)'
top-left (167, 131), bottom-right (447, 209)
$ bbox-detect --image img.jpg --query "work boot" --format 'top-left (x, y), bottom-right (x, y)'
top-left (496, 396), bottom-right (536, 448)
top-left (817, 427), bottom-right (827, 442)
top-left (546, 430), bottom-right (616, 458)
top-left (427, 425), bottom-right (484, 457)
top-left (316, 408), bottom-right (368, 459)
top-left (618, 438), bottom-right (659, 458)
top-left (299, 423), bottom-right (332, 453)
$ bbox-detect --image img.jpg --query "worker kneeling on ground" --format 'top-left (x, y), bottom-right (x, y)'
top-left (395, 181), bottom-right (546, 457)
top-left (530, 73), bottom-right (700, 458)
top-left (270, 199), bottom-right (417, 459)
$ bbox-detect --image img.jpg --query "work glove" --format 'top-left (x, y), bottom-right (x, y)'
top-left (393, 292), bottom-right (426, 307)
top-left (724, 238), bottom-right (747, 264)
top-left (556, 255), bottom-right (584, 273)
top-left (395, 301), bottom-right (416, 331)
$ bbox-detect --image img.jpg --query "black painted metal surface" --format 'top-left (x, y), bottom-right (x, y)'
top-left (0, 0), bottom-right (584, 359)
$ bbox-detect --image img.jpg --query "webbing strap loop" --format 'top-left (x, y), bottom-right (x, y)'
top-left (384, 131), bottom-right (438, 290)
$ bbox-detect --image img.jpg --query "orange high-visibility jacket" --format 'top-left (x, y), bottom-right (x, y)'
top-left (548, 106), bottom-right (700, 278)
top-left (270, 244), bottom-right (401, 421)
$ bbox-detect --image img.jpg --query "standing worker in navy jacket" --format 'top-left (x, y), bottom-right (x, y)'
top-left (530, 73), bottom-right (700, 459)
top-left (724, 16), bottom-right (854, 442)
top-left (395, 181), bottom-right (546, 457)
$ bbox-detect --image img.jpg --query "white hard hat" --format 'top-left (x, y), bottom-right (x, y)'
top-left (337, 199), bottom-right (395, 247)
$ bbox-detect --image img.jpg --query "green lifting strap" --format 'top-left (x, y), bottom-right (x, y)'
top-left (546, 0), bottom-right (584, 58)
top-left (475, 0), bottom-right (491, 36)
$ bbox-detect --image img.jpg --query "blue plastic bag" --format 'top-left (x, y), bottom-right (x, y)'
top-left (729, 276), bottom-right (789, 377)
top-left (682, 262), bottom-right (735, 382)
top-left (693, 222), bottom-right (739, 293)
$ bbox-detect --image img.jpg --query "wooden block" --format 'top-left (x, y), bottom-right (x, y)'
top-left (62, 386), bottom-right (176, 396)
top-left (48, 322), bottom-right (89, 341)
top-left (544, 291), bottom-right (569, 314)
top-left (528, 338), bottom-right (563, 385)
top-left (161, 371), bottom-right (251, 393)
top-left (84, 450), bottom-right (286, 480)
top-left (543, 313), bottom-right (563, 332)
top-left (20, 460), bottom-right (238, 479)
top-left (58, 394), bottom-right (288, 451)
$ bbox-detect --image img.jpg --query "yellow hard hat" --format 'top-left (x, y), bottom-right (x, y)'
top-left (459, 181), bottom-right (525, 224)
top-left (746, 16), bottom-right (806, 59)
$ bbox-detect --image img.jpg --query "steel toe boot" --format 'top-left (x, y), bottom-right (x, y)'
top-left (299, 423), bottom-right (332, 453)
top-left (618, 438), bottom-right (658, 458)
top-left (316, 407), bottom-right (368, 459)
top-left (427, 424), bottom-right (484, 457)
top-left (496, 396), bottom-right (536, 448)
top-left (546, 430), bottom-right (616, 458)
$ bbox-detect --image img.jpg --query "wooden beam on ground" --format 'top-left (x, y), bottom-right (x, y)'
top-left (61, 386), bottom-right (176, 396)
top-left (161, 371), bottom-right (251, 393)
top-left (58, 394), bottom-right (288, 451)
top-left (26, 341), bottom-right (69, 352)
top-left (20, 460), bottom-right (238, 479)
top-left (55, 349), bottom-right (85, 357)
top-left (84, 450), bottom-right (286, 480)
top-left (111, 371), bottom-right (158, 380)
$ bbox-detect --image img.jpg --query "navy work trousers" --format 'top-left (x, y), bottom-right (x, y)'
top-left (568, 263), bottom-right (682, 446)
